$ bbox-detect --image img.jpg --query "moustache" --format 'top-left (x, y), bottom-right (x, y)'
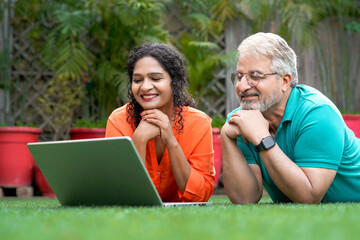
top-left (240, 90), bottom-right (260, 98)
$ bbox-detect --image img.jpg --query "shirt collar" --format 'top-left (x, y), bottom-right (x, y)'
top-left (281, 86), bottom-right (300, 123)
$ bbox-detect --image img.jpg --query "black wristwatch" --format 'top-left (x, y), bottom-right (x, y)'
top-left (254, 136), bottom-right (276, 152)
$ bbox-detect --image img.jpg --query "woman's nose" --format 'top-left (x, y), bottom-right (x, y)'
top-left (141, 78), bottom-right (153, 90)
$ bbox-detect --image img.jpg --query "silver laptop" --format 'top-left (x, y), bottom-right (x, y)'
top-left (27, 137), bottom-right (212, 207)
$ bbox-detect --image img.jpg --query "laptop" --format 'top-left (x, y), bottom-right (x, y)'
top-left (27, 137), bottom-right (212, 207)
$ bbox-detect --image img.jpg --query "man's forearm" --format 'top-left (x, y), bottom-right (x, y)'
top-left (221, 133), bottom-right (262, 204)
top-left (259, 145), bottom-right (328, 203)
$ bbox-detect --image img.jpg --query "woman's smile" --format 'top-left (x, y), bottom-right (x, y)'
top-left (141, 93), bottom-right (159, 101)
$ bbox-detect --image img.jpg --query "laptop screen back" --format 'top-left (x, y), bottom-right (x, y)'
top-left (27, 137), bottom-right (163, 207)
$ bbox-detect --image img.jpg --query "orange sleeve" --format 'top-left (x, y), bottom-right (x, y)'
top-left (178, 114), bottom-right (215, 202)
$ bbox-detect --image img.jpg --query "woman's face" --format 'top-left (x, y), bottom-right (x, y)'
top-left (131, 56), bottom-right (173, 115)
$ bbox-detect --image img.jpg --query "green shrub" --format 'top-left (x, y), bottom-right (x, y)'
top-left (72, 117), bottom-right (107, 129)
top-left (211, 114), bottom-right (226, 130)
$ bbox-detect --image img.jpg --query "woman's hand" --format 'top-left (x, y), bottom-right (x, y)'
top-left (131, 116), bottom-right (160, 165)
top-left (141, 109), bottom-right (176, 146)
top-left (133, 118), bottom-right (160, 142)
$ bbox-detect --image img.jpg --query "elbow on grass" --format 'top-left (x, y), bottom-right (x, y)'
top-left (230, 198), bottom-right (259, 205)
top-left (292, 198), bottom-right (322, 204)
top-left (289, 193), bottom-right (323, 204)
top-left (226, 191), bottom-right (262, 205)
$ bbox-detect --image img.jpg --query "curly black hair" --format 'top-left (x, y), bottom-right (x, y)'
top-left (126, 43), bottom-right (195, 132)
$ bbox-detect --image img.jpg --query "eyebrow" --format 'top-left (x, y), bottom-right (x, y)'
top-left (133, 72), bottom-right (164, 76)
top-left (236, 70), bottom-right (263, 73)
top-left (149, 72), bottom-right (164, 75)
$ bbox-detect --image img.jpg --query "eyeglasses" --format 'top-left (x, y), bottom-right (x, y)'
top-left (229, 71), bottom-right (278, 87)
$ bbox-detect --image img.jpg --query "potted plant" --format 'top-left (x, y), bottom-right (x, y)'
top-left (70, 117), bottom-right (107, 140)
top-left (0, 74), bottom-right (43, 197)
top-left (0, 123), bottom-right (42, 197)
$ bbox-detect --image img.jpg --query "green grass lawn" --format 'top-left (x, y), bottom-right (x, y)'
top-left (1, 195), bottom-right (360, 240)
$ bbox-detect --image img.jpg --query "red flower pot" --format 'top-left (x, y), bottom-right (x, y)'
top-left (343, 114), bottom-right (360, 138)
top-left (212, 128), bottom-right (222, 187)
top-left (34, 164), bottom-right (56, 198)
top-left (69, 128), bottom-right (106, 140)
top-left (0, 127), bottom-right (42, 187)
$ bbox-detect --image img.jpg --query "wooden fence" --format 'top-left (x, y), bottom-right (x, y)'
top-left (225, 20), bottom-right (360, 114)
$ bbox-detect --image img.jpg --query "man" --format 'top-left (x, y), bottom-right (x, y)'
top-left (221, 32), bottom-right (360, 204)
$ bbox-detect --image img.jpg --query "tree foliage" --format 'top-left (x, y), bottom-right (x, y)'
top-left (13, 0), bottom-right (170, 139)
top-left (3, 0), bottom-right (359, 137)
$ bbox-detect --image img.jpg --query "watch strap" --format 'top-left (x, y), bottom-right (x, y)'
top-left (254, 136), bottom-right (276, 152)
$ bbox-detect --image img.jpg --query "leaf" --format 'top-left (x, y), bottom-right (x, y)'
top-left (210, 0), bottom-right (238, 23)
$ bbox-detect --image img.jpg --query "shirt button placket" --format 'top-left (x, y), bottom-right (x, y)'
top-left (155, 170), bottom-right (161, 190)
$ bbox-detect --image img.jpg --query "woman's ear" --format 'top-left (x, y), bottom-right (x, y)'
top-left (281, 73), bottom-right (292, 92)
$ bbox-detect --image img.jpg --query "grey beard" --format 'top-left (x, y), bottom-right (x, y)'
top-left (239, 90), bottom-right (282, 112)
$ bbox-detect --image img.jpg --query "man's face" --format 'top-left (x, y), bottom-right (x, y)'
top-left (235, 54), bottom-right (283, 113)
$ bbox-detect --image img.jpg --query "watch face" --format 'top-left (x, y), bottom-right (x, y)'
top-left (262, 136), bottom-right (275, 149)
top-left (254, 136), bottom-right (276, 152)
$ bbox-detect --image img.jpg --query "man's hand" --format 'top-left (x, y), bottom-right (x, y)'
top-left (221, 121), bottom-right (242, 140)
top-left (228, 110), bottom-right (270, 145)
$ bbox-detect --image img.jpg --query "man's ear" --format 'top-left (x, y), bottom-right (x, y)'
top-left (281, 73), bottom-right (292, 92)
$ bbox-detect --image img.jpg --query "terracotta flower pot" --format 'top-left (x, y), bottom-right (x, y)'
top-left (212, 128), bottom-right (222, 187)
top-left (0, 127), bottom-right (42, 187)
top-left (343, 114), bottom-right (360, 138)
top-left (34, 164), bottom-right (56, 198)
top-left (69, 128), bottom-right (106, 140)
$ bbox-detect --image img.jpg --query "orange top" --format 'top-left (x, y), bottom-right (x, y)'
top-left (105, 104), bottom-right (215, 202)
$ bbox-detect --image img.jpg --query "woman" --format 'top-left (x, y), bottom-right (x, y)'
top-left (105, 43), bottom-right (215, 202)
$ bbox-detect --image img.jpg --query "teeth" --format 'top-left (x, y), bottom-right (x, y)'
top-left (142, 95), bottom-right (157, 99)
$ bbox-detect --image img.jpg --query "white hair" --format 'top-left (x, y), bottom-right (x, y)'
top-left (237, 32), bottom-right (298, 87)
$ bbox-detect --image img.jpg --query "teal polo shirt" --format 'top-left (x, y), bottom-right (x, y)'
top-left (228, 85), bottom-right (360, 202)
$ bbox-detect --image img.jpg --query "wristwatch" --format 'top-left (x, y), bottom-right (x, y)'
top-left (254, 136), bottom-right (276, 152)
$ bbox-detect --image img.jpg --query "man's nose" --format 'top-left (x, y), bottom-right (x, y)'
top-left (236, 75), bottom-right (252, 92)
